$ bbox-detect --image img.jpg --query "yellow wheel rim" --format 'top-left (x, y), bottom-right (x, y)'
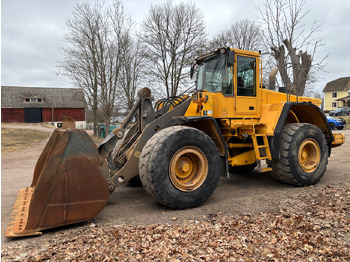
top-left (298, 138), bottom-right (321, 173)
top-left (169, 146), bottom-right (208, 192)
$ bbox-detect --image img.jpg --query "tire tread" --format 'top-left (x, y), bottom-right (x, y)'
top-left (271, 123), bottom-right (328, 186)
top-left (139, 126), bottom-right (220, 209)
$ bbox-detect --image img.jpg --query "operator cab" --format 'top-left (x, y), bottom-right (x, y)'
top-left (194, 48), bottom-right (257, 97)
top-left (192, 47), bottom-right (260, 115)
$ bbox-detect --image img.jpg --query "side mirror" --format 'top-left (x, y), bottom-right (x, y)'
top-left (227, 50), bottom-right (235, 67)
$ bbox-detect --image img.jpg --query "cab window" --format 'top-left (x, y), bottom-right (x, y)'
top-left (237, 56), bottom-right (256, 96)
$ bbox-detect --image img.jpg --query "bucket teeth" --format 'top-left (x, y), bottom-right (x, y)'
top-left (6, 187), bottom-right (42, 237)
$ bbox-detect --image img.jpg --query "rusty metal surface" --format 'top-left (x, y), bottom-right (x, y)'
top-left (31, 130), bottom-right (63, 187)
top-left (61, 116), bottom-right (76, 129)
top-left (6, 187), bottom-right (42, 237)
top-left (6, 129), bottom-right (110, 238)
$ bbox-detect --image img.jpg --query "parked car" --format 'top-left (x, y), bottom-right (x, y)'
top-left (326, 115), bottom-right (346, 130)
top-left (328, 107), bottom-right (350, 116)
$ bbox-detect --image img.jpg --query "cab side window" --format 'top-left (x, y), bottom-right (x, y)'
top-left (237, 56), bottom-right (256, 97)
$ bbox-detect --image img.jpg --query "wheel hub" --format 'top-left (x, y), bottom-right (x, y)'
top-left (176, 157), bottom-right (192, 175)
top-left (169, 146), bottom-right (208, 192)
top-left (298, 138), bottom-right (321, 173)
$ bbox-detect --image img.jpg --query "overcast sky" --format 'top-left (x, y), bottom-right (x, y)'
top-left (2, 0), bottom-right (350, 95)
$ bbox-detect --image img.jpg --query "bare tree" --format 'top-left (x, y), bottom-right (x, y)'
top-left (119, 38), bottom-right (145, 111)
top-left (58, 2), bottom-right (102, 135)
top-left (58, 1), bottom-right (134, 135)
top-left (100, 1), bottom-right (134, 133)
top-left (139, 1), bottom-right (206, 98)
top-left (258, 0), bottom-right (327, 95)
top-left (209, 19), bottom-right (264, 52)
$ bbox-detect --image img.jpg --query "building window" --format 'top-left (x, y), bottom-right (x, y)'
top-left (332, 92), bottom-right (337, 98)
top-left (23, 98), bottom-right (44, 103)
top-left (332, 102), bottom-right (337, 107)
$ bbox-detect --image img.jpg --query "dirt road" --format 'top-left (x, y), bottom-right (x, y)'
top-left (1, 126), bottom-right (349, 248)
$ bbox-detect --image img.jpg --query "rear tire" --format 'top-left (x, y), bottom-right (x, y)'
top-left (139, 126), bottom-right (221, 209)
top-left (271, 123), bottom-right (328, 186)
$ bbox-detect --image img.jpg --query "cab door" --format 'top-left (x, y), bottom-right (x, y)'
top-left (234, 55), bottom-right (259, 116)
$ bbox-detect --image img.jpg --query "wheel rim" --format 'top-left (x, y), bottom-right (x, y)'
top-left (169, 146), bottom-right (208, 192)
top-left (298, 138), bottom-right (321, 173)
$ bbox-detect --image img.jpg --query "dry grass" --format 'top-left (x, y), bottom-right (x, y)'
top-left (1, 127), bottom-right (103, 155)
top-left (1, 128), bottom-right (51, 155)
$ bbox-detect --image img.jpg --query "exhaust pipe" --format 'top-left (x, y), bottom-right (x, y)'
top-left (269, 67), bottom-right (279, 91)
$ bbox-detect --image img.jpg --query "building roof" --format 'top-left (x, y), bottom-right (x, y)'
top-left (1, 86), bottom-right (86, 109)
top-left (322, 77), bottom-right (350, 92)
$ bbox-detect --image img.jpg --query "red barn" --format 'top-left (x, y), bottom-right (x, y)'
top-left (1, 86), bottom-right (86, 129)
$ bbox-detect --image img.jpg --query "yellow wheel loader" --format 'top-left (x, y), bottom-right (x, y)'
top-left (6, 47), bottom-right (345, 237)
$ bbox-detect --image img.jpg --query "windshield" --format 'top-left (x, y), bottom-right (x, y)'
top-left (196, 54), bottom-right (232, 93)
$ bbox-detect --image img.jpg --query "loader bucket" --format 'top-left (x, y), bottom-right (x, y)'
top-left (6, 129), bottom-right (110, 237)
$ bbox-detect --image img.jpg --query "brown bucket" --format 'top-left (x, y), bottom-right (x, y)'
top-left (6, 129), bottom-right (110, 237)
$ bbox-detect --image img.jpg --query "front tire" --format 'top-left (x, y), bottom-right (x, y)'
top-left (139, 126), bottom-right (221, 209)
top-left (271, 123), bottom-right (328, 186)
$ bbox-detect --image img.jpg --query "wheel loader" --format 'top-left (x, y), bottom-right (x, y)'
top-left (6, 47), bottom-right (345, 237)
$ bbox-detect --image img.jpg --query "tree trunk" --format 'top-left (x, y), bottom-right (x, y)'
top-left (93, 86), bottom-right (98, 136)
top-left (271, 39), bottom-right (312, 96)
top-left (271, 45), bottom-right (292, 91)
top-left (105, 117), bottom-right (110, 137)
top-left (283, 39), bottom-right (312, 96)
